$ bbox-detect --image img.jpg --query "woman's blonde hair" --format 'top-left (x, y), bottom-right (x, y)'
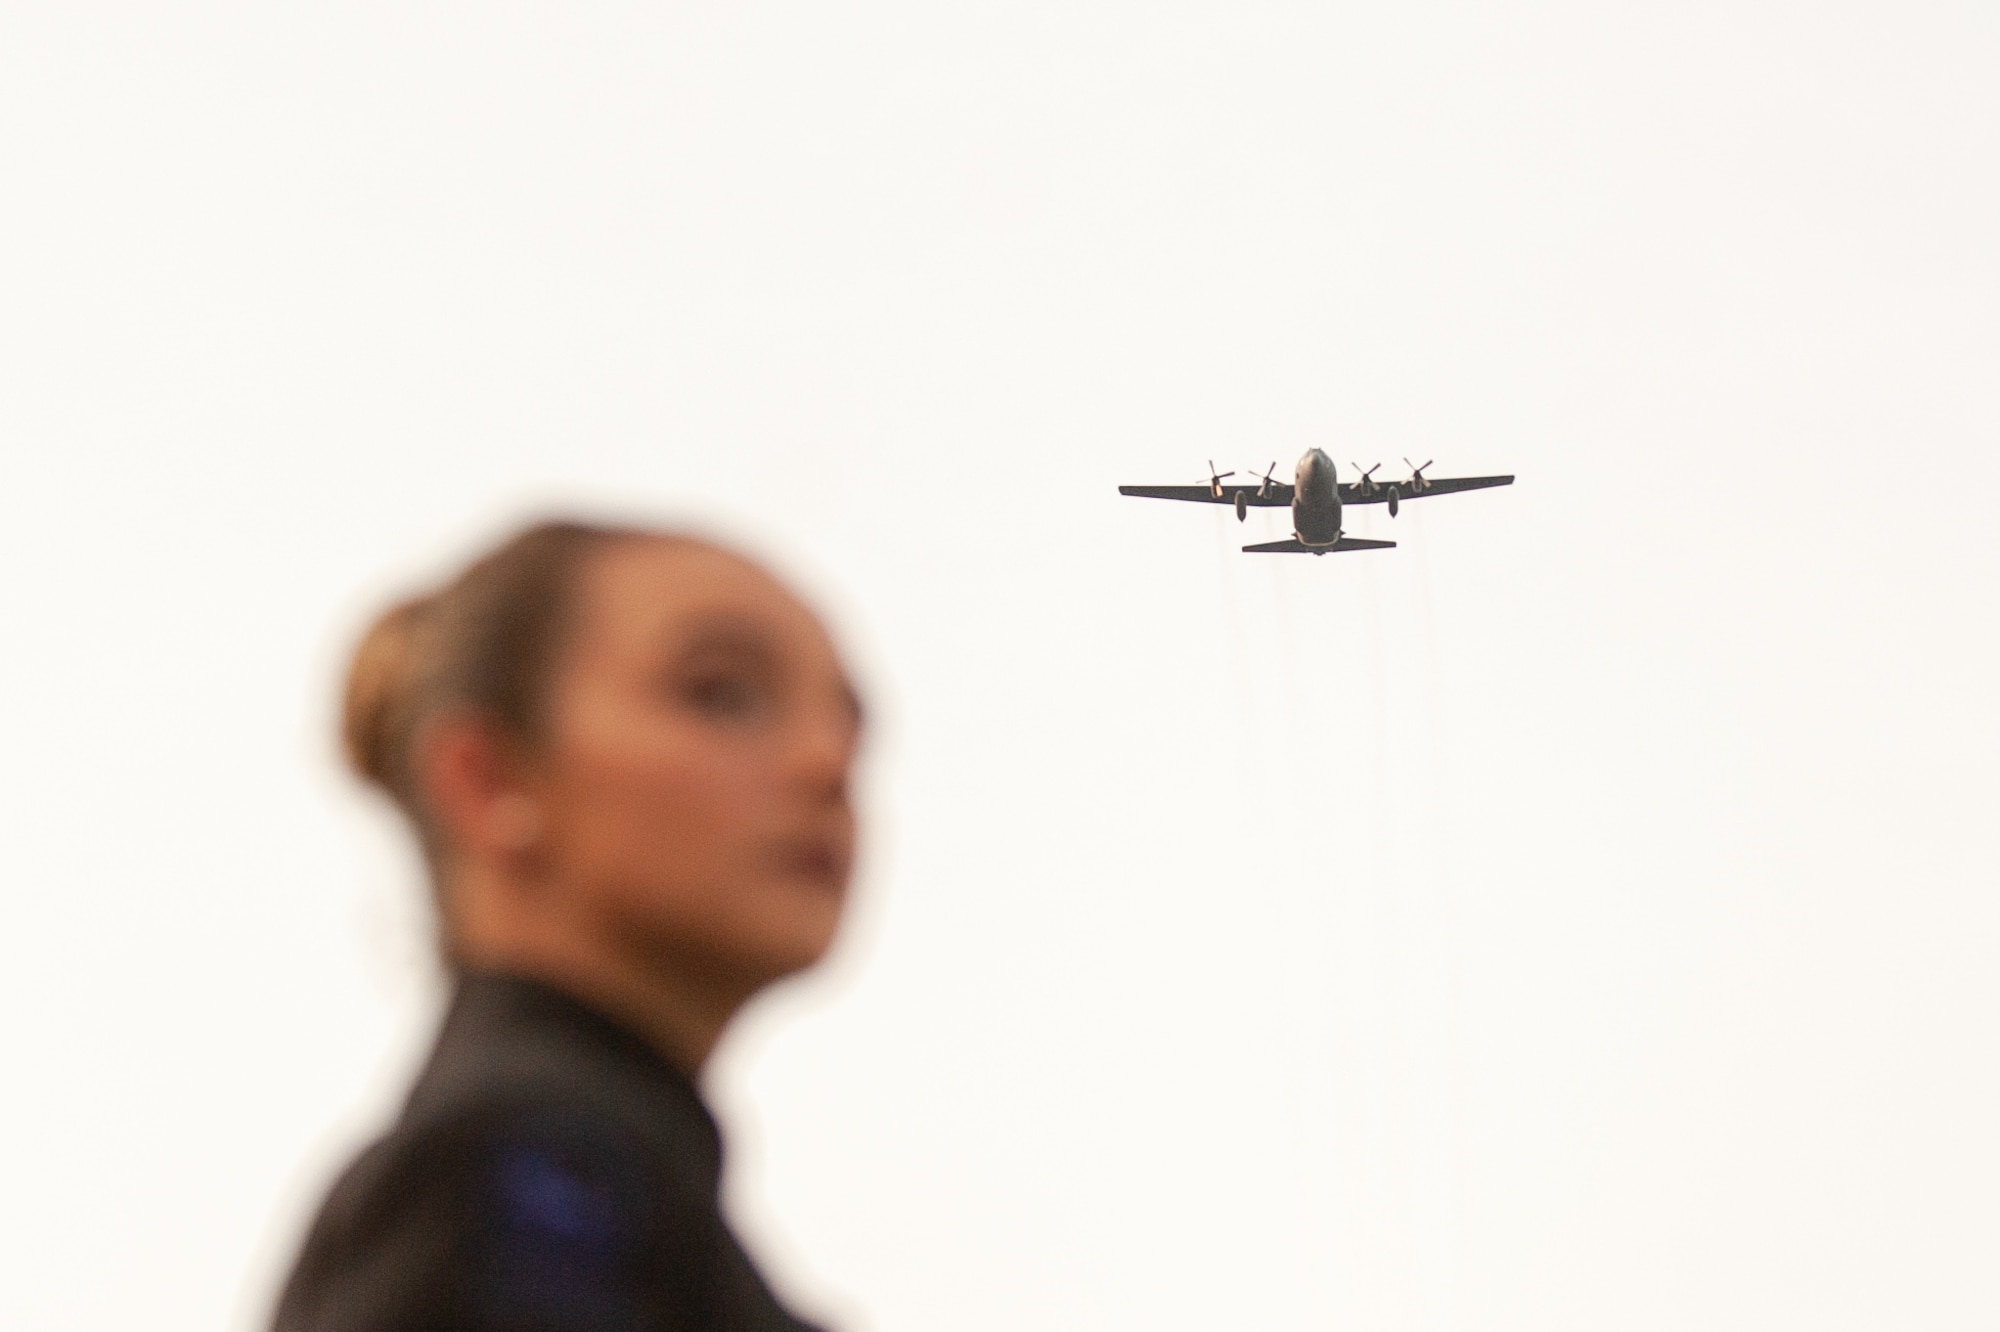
top-left (342, 519), bottom-right (670, 859)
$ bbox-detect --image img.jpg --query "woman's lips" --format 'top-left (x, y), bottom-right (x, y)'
top-left (767, 835), bottom-right (849, 893)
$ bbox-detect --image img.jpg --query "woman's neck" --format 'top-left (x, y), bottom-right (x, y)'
top-left (446, 861), bottom-right (753, 1075)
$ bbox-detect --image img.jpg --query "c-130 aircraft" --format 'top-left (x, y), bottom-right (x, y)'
top-left (1120, 449), bottom-right (1513, 554)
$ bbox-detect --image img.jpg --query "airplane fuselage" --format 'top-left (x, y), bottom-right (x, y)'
top-left (1292, 448), bottom-right (1343, 547)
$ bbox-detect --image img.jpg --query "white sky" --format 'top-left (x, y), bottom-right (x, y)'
top-left (2, 3), bottom-right (1996, 1329)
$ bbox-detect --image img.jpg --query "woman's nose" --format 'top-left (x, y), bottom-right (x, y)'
top-left (787, 697), bottom-right (858, 803)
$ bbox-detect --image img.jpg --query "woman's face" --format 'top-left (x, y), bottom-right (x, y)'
top-left (528, 539), bottom-right (863, 992)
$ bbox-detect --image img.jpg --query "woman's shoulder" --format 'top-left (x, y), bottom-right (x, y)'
top-left (270, 978), bottom-right (731, 1331)
top-left (273, 1098), bottom-right (688, 1331)
top-left (407, 973), bottom-right (722, 1169)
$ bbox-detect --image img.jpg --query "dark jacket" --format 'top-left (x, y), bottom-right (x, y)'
top-left (272, 972), bottom-right (827, 1332)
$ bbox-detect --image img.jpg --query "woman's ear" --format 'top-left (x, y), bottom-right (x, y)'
top-left (418, 716), bottom-right (544, 865)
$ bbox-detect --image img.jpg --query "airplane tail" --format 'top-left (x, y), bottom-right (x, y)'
top-left (1241, 537), bottom-right (1396, 555)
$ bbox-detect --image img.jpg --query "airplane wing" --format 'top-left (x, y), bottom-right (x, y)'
top-left (1340, 475), bottom-right (1513, 505)
top-left (1118, 484), bottom-right (1294, 506)
top-left (1242, 537), bottom-right (1397, 554)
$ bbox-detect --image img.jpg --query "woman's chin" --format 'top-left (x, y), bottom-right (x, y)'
top-left (663, 877), bottom-right (846, 990)
top-left (744, 879), bottom-right (847, 977)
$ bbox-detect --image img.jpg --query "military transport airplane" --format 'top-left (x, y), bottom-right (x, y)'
top-left (1119, 449), bottom-right (1513, 554)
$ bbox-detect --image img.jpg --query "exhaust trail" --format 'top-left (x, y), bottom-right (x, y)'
top-left (1400, 500), bottom-right (1473, 1329)
top-left (1346, 500), bottom-right (1472, 1331)
top-left (1408, 504), bottom-right (1449, 878)
top-left (1263, 540), bottom-right (1311, 838)
top-left (1213, 506), bottom-right (1268, 789)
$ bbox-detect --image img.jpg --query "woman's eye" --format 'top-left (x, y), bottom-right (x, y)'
top-left (682, 671), bottom-right (772, 722)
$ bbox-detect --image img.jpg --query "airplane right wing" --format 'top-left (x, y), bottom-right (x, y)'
top-left (1118, 484), bottom-right (1294, 506)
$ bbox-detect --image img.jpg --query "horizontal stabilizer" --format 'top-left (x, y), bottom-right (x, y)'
top-left (1241, 537), bottom-right (1397, 555)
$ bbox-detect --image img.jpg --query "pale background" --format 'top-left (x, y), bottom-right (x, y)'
top-left (2, 3), bottom-right (1995, 1329)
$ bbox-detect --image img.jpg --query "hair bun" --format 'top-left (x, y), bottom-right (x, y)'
top-left (341, 594), bottom-right (436, 798)
top-left (336, 521), bottom-right (659, 859)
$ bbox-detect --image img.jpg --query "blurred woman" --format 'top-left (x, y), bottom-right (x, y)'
top-left (273, 521), bottom-right (862, 1332)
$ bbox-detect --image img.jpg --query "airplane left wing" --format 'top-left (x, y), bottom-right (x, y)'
top-left (1118, 484), bottom-right (1294, 505)
top-left (1341, 474), bottom-right (1513, 504)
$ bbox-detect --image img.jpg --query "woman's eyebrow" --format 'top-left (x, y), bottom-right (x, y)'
top-left (668, 613), bottom-right (783, 659)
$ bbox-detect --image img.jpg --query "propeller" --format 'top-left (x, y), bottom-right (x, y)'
top-left (1205, 459), bottom-right (1236, 499)
top-left (1252, 460), bottom-right (1281, 499)
top-left (1404, 458), bottom-right (1434, 492)
top-left (1350, 462), bottom-right (1382, 494)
